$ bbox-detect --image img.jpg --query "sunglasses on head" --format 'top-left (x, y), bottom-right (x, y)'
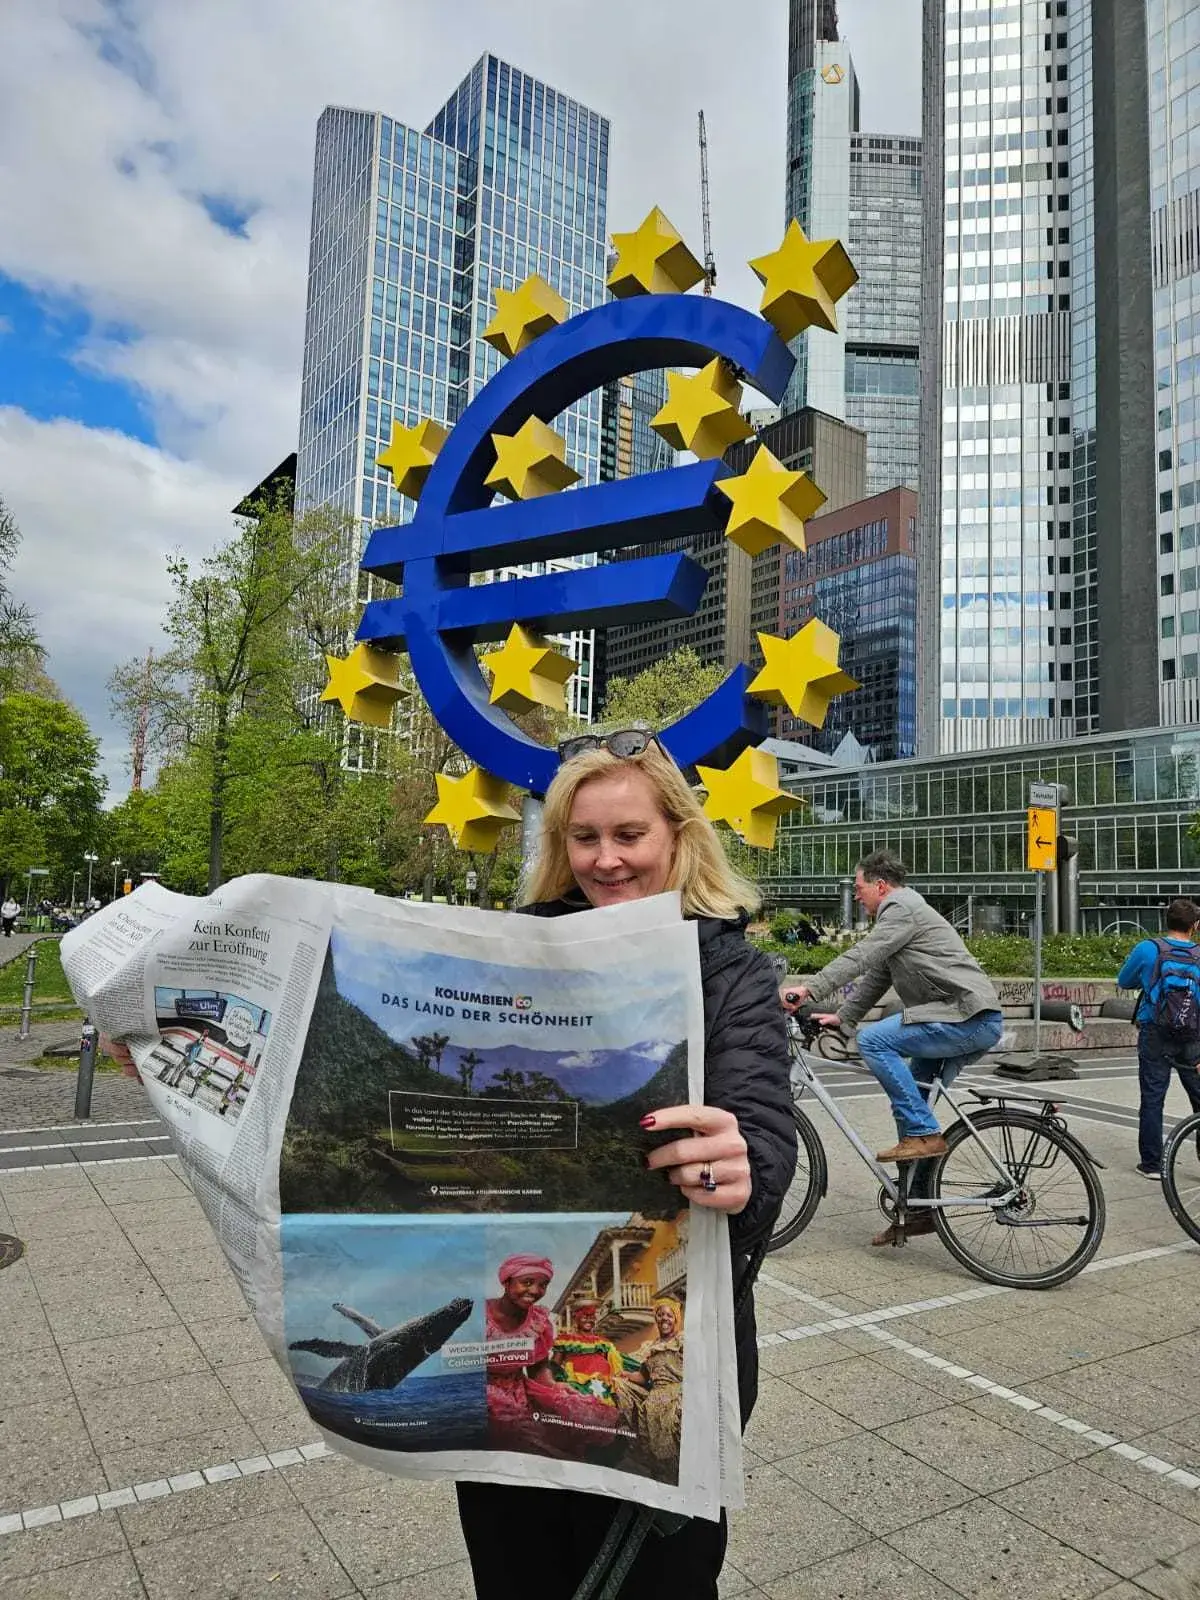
top-left (557, 728), bottom-right (664, 762)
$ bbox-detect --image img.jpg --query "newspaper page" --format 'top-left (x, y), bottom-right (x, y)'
top-left (62, 881), bottom-right (740, 1519)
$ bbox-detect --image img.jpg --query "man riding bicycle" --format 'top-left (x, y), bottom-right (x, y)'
top-left (781, 851), bottom-right (1004, 1243)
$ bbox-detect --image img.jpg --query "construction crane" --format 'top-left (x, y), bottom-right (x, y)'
top-left (698, 110), bottom-right (716, 295)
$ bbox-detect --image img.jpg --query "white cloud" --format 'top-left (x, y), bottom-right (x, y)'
top-left (0, 0), bottom-right (919, 798)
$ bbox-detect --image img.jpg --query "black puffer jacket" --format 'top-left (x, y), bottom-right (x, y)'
top-left (522, 895), bottom-right (798, 1425)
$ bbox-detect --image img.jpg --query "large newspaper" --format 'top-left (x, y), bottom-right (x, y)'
top-left (62, 877), bottom-right (743, 1519)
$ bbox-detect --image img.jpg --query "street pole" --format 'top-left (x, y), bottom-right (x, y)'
top-left (70, 870), bottom-right (79, 909)
top-left (520, 795), bottom-right (544, 899)
top-left (75, 1018), bottom-right (98, 1120)
top-left (84, 853), bottom-right (97, 905)
top-left (18, 943), bottom-right (37, 1041)
top-left (1033, 871), bottom-right (1044, 1057)
top-left (111, 861), bottom-right (121, 901)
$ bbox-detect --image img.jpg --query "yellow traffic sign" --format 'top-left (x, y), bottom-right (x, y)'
top-left (1027, 808), bottom-right (1057, 872)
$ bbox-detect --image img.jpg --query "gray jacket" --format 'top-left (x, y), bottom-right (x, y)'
top-left (803, 887), bottom-right (1001, 1027)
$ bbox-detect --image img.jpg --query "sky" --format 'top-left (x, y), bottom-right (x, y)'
top-left (0, 0), bottom-right (920, 800)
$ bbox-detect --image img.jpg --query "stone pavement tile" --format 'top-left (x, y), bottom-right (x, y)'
top-left (1124, 1412), bottom-right (1200, 1465)
top-left (217, 1356), bottom-right (311, 1434)
top-left (757, 1301), bottom-right (824, 1336)
top-left (762, 1542), bottom-right (966, 1599)
top-left (189, 1313), bottom-right (272, 1370)
top-left (133, 1506), bottom-right (356, 1600)
top-left (87, 1170), bottom-right (188, 1202)
top-left (35, 1265), bottom-right (164, 1310)
top-left (1, 1548), bottom-right (148, 1598)
top-left (1130, 1541), bottom-right (1200, 1600)
top-left (99, 1419), bottom-right (266, 1490)
top-left (107, 1197), bottom-right (207, 1231)
top-left (784, 1354), bottom-right (952, 1430)
top-left (22, 1231), bottom-right (143, 1280)
top-left (1091, 1345), bottom-right (1200, 1408)
top-left (758, 1331), bottom-right (863, 1379)
top-left (44, 1285), bottom-right (181, 1345)
top-left (1093, 1588), bottom-right (1156, 1599)
top-left (0, 1168), bottom-right (93, 1200)
top-left (5, 1299), bottom-right (55, 1354)
top-left (0, 1394), bottom-right (108, 1510)
top-left (885, 1299), bottom-right (1016, 1339)
top-left (117, 1469), bottom-right (297, 1550)
top-left (1080, 1439), bottom-right (1200, 1528)
top-left (960, 1392), bottom-right (1104, 1462)
top-left (773, 1430), bottom-right (974, 1535)
top-left (248, 1413), bottom-right (322, 1453)
top-left (281, 1452), bottom-right (396, 1511)
top-left (1069, 1289), bottom-right (1200, 1343)
top-left (78, 1371), bottom-right (250, 1455)
top-left (743, 1376), bottom-right (862, 1461)
top-left (363, 1562), bottom-right (475, 1600)
top-left (994, 1461), bottom-right (1200, 1579)
top-left (717, 1561), bottom-right (758, 1598)
top-left (726, 1462), bottom-right (869, 1586)
top-left (886, 1500), bottom-right (1115, 1600)
top-left (0, 1509), bottom-right (127, 1587)
top-left (1033, 1363), bottom-right (1200, 1437)
top-left (4, 1341), bottom-right (70, 1411)
top-left (878, 1403), bottom-right (1066, 1493)
top-left (306, 1475), bottom-right (466, 1590)
top-left (162, 1276), bottom-right (251, 1324)
top-left (61, 1325), bottom-right (210, 1397)
top-left (130, 1242), bottom-right (233, 1287)
top-left (840, 1337), bottom-right (1007, 1405)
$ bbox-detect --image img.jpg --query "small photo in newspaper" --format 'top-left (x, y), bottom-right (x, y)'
top-left (279, 933), bottom-right (689, 1219)
top-left (281, 1212), bottom-right (689, 1486)
top-left (142, 987), bottom-right (269, 1125)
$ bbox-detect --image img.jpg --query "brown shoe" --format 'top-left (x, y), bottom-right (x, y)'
top-left (871, 1213), bottom-right (936, 1247)
top-left (875, 1134), bottom-right (948, 1163)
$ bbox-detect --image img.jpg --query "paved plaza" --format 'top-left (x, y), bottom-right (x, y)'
top-left (2, 1060), bottom-right (1200, 1599)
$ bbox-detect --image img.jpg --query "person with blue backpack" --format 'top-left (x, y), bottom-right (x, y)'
top-left (1117, 898), bottom-right (1200, 1179)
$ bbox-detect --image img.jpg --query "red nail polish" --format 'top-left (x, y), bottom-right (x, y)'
top-left (640, 1115), bottom-right (656, 1128)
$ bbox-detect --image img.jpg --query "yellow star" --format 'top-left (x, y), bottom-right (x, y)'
top-left (716, 446), bottom-right (828, 557)
top-left (607, 207), bottom-right (706, 298)
top-left (695, 747), bottom-right (802, 850)
top-left (321, 645), bottom-right (410, 729)
top-left (748, 220), bottom-right (858, 341)
top-left (749, 621), bottom-right (861, 728)
top-left (486, 417), bottom-right (581, 500)
top-left (376, 418), bottom-right (450, 501)
top-left (481, 625), bottom-right (578, 714)
top-left (482, 274), bottom-right (568, 359)
top-left (424, 768), bottom-right (521, 854)
top-left (650, 359), bottom-right (753, 460)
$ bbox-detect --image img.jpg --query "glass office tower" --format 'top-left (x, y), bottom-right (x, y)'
top-left (1150, 0), bottom-right (1200, 724)
top-left (918, 0), bottom-right (1080, 756)
top-left (295, 57), bottom-right (610, 750)
top-left (785, 4), bottom-right (922, 493)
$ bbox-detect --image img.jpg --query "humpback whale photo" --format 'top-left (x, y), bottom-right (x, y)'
top-left (289, 1295), bottom-right (474, 1393)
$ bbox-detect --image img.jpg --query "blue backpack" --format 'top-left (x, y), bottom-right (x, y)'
top-left (1144, 939), bottom-right (1200, 1036)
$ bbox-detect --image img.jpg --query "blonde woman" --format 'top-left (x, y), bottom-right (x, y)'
top-left (456, 730), bottom-right (797, 1600)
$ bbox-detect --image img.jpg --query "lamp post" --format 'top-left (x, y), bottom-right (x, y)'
top-left (83, 852), bottom-right (98, 905)
top-left (110, 859), bottom-right (122, 901)
top-left (70, 870), bottom-right (80, 909)
top-left (24, 867), bottom-right (49, 917)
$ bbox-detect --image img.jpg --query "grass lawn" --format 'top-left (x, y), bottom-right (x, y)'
top-left (0, 938), bottom-right (74, 1009)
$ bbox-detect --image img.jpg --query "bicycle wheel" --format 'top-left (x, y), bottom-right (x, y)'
top-left (929, 1109), bottom-right (1105, 1289)
top-left (767, 1105), bottom-right (827, 1252)
top-left (1162, 1110), bottom-right (1200, 1246)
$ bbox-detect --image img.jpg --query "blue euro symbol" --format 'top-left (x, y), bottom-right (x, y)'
top-left (356, 294), bottom-right (795, 794)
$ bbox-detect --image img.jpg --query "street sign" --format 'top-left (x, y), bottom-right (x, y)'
top-left (1027, 808), bottom-right (1057, 872)
top-left (1029, 782), bottom-right (1059, 809)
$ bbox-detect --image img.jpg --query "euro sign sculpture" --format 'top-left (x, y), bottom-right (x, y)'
top-left (326, 212), bottom-right (860, 848)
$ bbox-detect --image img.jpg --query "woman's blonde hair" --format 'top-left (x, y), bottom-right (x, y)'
top-left (524, 742), bottom-right (761, 921)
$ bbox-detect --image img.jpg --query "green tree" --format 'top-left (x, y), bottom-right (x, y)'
top-left (601, 647), bottom-right (726, 727)
top-left (0, 496), bottom-right (43, 693)
top-left (457, 1049), bottom-right (482, 1095)
top-left (110, 500), bottom-right (353, 891)
top-left (0, 692), bottom-right (106, 895)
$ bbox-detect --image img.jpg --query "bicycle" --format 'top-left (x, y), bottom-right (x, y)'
top-left (1161, 1109), bottom-right (1200, 1245)
top-left (770, 1013), bottom-right (1107, 1289)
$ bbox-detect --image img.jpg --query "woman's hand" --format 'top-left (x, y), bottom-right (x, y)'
top-left (642, 1104), bottom-right (751, 1215)
top-left (101, 1037), bottom-right (141, 1081)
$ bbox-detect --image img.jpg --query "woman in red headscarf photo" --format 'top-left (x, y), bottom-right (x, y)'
top-left (485, 1254), bottom-right (624, 1457)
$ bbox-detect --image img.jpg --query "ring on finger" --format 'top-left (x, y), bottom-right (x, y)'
top-left (699, 1164), bottom-right (718, 1193)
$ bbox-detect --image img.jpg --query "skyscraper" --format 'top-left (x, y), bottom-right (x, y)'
top-left (917, 0), bottom-right (1081, 755)
top-left (918, 0), bottom-right (1169, 755)
top-left (295, 57), bottom-right (610, 758)
top-left (784, 3), bottom-right (922, 494)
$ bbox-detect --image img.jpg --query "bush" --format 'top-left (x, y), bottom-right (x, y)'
top-left (753, 930), bottom-right (1143, 978)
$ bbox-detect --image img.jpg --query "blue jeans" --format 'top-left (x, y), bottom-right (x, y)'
top-left (857, 1010), bottom-right (1005, 1139)
top-left (1137, 1023), bottom-right (1200, 1170)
